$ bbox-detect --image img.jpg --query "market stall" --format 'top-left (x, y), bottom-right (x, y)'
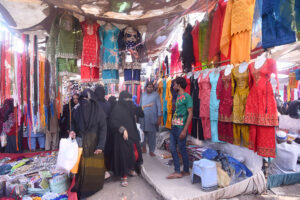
top-left (0, 0), bottom-right (299, 199)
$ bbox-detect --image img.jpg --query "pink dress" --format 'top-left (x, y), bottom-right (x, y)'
top-left (198, 72), bottom-right (212, 139)
top-left (170, 43), bottom-right (182, 74)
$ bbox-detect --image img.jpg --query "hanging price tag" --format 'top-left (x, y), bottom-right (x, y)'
top-left (125, 52), bottom-right (133, 63)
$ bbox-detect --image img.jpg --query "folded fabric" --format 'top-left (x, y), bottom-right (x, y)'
top-left (0, 164), bottom-right (12, 175)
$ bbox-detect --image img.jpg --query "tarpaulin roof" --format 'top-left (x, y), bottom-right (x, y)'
top-left (0, 0), bottom-right (217, 31)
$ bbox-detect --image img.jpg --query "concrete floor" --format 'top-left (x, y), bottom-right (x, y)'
top-left (87, 176), bottom-right (163, 200)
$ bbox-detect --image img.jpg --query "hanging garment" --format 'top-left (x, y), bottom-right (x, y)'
top-left (216, 69), bottom-right (234, 143)
top-left (198, 72), bottom-right (212, 139)
top-left (209, 71), bottom-right (221, 142)
top-left (220, 0), bottom-right (256, 64)
top-left (262, 0), bottom-right (297, 49)
top-left (209, 0), bottom-right (228, 60)
top-left (170, 43), bottom-right (182, 74)
top-left (56, 14), bottom-right (82, 73)
top-left (81, 21), bottom-right (101, 82)
top-left (244, 59), bottom-right (278, 126)
top-left (182, 24), bottom-right (195, 72)
top-left (162, 79), bottom-right (168, 126)
top-left (165, 79), bottom-right (173, 129)
top-left (157, 80), bottom-right (164, 125)
top-left (251, 0), bottom-right (263, 50)
top-left (199, 17), bottom-right (211, 66)
top-left (231, 66), bottom-right (250, 124)
top-left (191, 76), bottom-right (204, 140)
top-left (118, 27), bottom-right (143, 84)
top-left (99, 23), bottom-right (120, 84)
top-left (192, 21), bottom-right (201, 67)
top-left (244, 59), bottom-right (278, 157)
top-left (231, 66), bottom-right (250, 147)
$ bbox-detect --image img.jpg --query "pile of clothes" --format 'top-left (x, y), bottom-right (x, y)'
top-left (0, 152), bottom-right (71, 199)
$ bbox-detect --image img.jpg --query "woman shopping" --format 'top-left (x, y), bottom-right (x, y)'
top-left (70, 89), bottom-right (107, 198)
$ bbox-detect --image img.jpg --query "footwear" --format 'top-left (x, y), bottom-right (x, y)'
top-left (128, 170), bottom-right (137, 177)
top-left (142, 147), bottom-right (147, 153)
top-left (121, 177), bottom-right (128, 187)
top-left (166, 172), bottom-right (182, 179)
top-left (149, 152), bottom-right (156, 157)
top-left (181, 171), bottom-right (190, 177)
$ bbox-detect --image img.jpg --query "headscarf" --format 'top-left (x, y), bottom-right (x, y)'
top-left (108, 96), bottom-right (117, 109)
top-left (119, 91), bottom-right (133, 111)
top-left (94, 85), bottom-right (106, 102)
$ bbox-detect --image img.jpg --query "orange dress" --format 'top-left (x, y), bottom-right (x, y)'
top-left (220, 0), bottom-right (256, 64)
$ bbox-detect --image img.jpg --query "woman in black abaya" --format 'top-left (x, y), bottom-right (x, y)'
top-left (109, 91), bottom-right (148, 187)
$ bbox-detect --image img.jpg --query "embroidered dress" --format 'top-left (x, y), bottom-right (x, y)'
top-left (216, 69), bottom-right (233, 143)
top-left (245, 58), bottom-right (278, 158)
top-left (220, 0), bottom-right (256, 64)
top-left (81, 21), bottom-right (101, 82)
top-left (170, 43), bottom-right (182, 74)
top-left (209, 72), bottom-right (221, 142)
top-left (231, 66), bottom-right (250, 147)
top-left (99, 24), bottom-right (120, 84)
top-left (198, 72), bottom-right (211, 139)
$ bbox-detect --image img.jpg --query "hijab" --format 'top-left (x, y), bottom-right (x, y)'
top-left (108, 96), bottom-right (117, 109)
top-left (94, 85), bottom-right (106, 102)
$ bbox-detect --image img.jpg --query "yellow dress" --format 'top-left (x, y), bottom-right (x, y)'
top-left (220, 0), bottom-right (256, 64)
top-left (157, 80), bottom-right (164, 125)
top-left (231, 66), bottom-right (250, 147)
top-left (165, 79), bottom-right (173, 129)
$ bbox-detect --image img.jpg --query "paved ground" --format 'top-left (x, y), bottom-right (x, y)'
top-left (87, 175), bottom-right (163, 200)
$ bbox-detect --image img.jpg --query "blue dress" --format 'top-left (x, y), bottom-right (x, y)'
top-left (99, 24), bottom-right (120, 84)
top-left (209, 72), bottom-right (220, 142)
top-left (262, 0), bottom-right (297, 49)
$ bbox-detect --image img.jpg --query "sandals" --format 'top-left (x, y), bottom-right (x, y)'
top-left (166, 172), bottom-right (183, 179)
top-left (128, 170), bottom-right (138, 177)
top-left (121, 177), bottom-right (128, 187)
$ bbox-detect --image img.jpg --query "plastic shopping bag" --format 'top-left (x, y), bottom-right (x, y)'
top-left (55, 137), bottom-right (78, 174)
top-left (136, 123), bottom-right (144, 143)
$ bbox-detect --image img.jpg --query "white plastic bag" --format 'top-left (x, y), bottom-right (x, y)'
top-left (0, 132), bottom-right (7, 147)
top-left (55, 137), bottom-right (78, 174)
top-left (136, 123), bottom-right (144, 143)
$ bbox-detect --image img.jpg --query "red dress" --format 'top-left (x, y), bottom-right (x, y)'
top-left (81, 21), bottom-right (101, 82)
top-left (192, 21), bottom-right (201, 68)
top-left (209, 0), bottom-right (228, 60)
top-left (244, 58), bottom-right (278, 158)
top-left (216, 69), bottom-right (233, 143)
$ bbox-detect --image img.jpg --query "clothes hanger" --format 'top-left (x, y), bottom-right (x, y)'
top-left (254, 52), bottom-right (267, 70)
top-left (224, 64), bottom-right (234, 76)
top-left (239, 62), bottom-right (248, 73)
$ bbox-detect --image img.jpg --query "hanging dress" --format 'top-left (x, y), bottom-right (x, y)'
top-left (81, 21), bottom-right (101, 82)
top-left (231, 66), bottom-right (250, 147)
top-left (216, 69), bottom-right (233, 143)
top-left (56, 14), bottom-right (82, 74)
top-left (99, 23), bottom-right (120, 84)
top-left (170, 43), bottom-right (182, 74)
top-left (209, 71), bottom-right (221, 142)
top-left (244, 58), bottom-right (279, 158)
top-left (198, 71), bottom-right (211, 139)
top-left (220, 0), bottom-right (256, 64)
